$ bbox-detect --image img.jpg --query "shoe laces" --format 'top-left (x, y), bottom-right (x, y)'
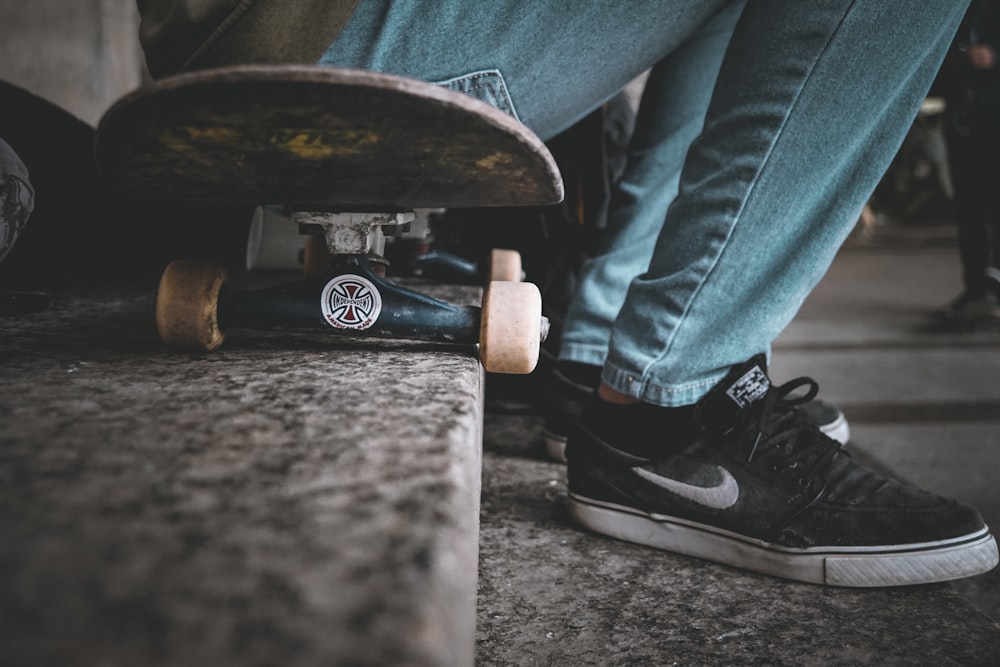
top-left (745, 377), bottom-right (840, 485)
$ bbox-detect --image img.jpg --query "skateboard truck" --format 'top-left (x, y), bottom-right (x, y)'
top-left (156, 207), bottom-right (549, 374)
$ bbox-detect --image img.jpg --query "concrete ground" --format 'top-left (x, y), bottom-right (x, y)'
top-left (1, 216), bottom-right (997, 666)
top-left (476, 222), bottom-right (1000, 666)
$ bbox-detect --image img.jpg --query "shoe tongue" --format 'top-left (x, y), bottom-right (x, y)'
top-left (694, 355), bottom-right (771, 432)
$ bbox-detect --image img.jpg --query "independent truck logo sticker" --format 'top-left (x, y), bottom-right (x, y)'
top-left (321, 275), bottom-right (382, 330)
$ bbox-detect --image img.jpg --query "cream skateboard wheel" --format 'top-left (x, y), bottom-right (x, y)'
top-left (156, 259), bottom-right (227, 350)
top-left (479, 280), bottom-right (542, 374)
top-left (489, 248), bottom-right (523, 282)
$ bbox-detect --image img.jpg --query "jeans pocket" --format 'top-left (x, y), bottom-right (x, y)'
top-left (433, 69), bottom-right (520, 121)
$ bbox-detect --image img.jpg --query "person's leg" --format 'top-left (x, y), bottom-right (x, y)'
top-left (557, 0), bottom-right (746, 370)
top-left (604, 0), bottom-right (972, 405)
top-left (543, 1), bottom-right (827, 461)
top-left (945, 127), bottom-right (992, 298)
top-left (322, 0), bottom-right (997, 586)
top-left (984, 128), bottom-right (1000, 290)
top-left (563, 0), bottom-right (999, 587)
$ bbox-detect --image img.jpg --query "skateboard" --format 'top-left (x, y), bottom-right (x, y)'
top-left (94, 65), bottom-right (564, 373)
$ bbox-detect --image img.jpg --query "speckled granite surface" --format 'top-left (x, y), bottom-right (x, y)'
top-left (0, 279), bottom-right (484, 667)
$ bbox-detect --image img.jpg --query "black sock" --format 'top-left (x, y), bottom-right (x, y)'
top-left (581, 397), bottom-right (698, 459)
top-left (555, 360), bottom-right (603, 387)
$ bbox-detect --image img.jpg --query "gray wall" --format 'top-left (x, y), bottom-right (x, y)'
top-left (0, 0), bottom-right (144, 126)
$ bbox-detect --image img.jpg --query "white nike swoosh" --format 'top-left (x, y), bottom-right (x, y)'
top-left (632, 465), bottom-right (740, 510)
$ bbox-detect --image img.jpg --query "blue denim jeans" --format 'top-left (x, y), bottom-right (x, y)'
top-left (321, 0), bottom-right (968, 405)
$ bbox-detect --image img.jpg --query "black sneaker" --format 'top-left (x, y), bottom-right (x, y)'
top-left (938, 290), bottom-right (1000, 322)
top-left (543, 362), bottom-right (603, 462)
top-left (565, 355), bottom-right (998, 587)
top-left (938, 269), bottom-right (1000, 326)
top-left (544, 360), bottom-right (850, 463)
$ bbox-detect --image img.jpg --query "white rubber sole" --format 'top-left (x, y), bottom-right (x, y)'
top-left (568, 493), bottom-right (999, 587)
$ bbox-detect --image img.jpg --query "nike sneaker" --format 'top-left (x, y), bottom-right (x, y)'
top-left (543, 360), bottom-right (850, 463)
top-left (565, 355), bottom-right (999, 587)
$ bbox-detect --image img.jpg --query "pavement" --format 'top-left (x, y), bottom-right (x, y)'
top-left (476, 221), bottom-right (1000, 666)
top-left (1, 219), bottom-right (998, 666)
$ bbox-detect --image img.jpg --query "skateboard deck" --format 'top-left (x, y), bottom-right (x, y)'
top-left (94, 64), bottom-right (564, 211)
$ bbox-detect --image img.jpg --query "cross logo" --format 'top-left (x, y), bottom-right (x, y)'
top-left (321, 275), bottom-right (382, 330)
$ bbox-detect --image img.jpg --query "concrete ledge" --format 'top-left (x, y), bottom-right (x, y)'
top-left (0, 280), bottom-right (484, 666)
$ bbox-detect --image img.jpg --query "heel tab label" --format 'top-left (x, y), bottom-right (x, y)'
top-left (726, 365), bottom-right (770, 408)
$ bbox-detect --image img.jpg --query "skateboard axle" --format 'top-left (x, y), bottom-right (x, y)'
top-left (293, 210), bottom-right (415, 256)
top-left (219, 255), bottom-right (481, 343)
